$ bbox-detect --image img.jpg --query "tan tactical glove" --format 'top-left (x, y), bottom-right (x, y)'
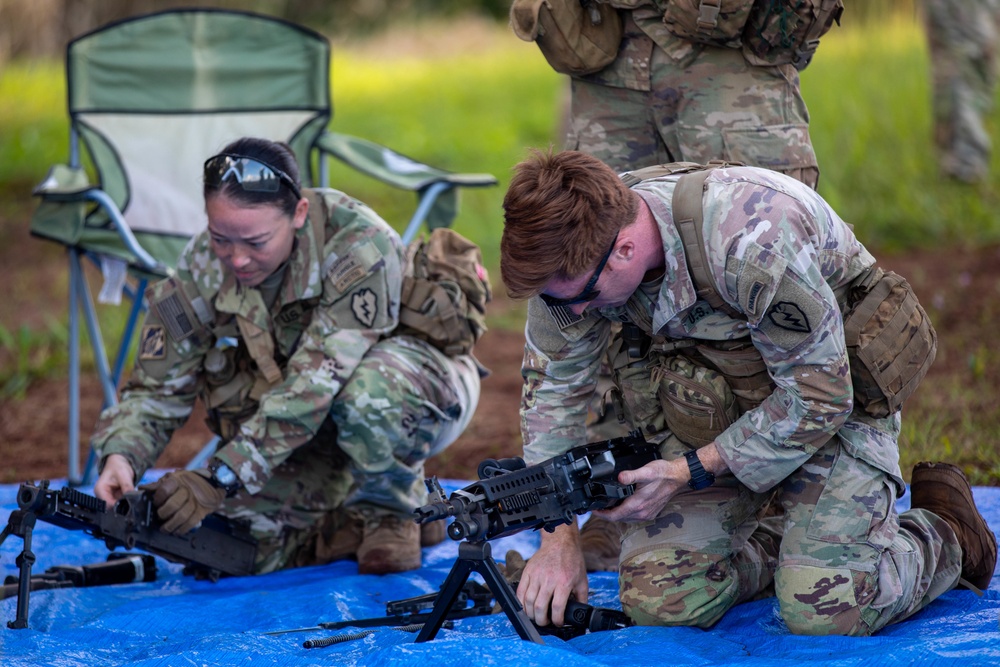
top-left (142, 469), bottom-right (226, 534)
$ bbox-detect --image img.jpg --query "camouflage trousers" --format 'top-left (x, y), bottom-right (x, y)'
top-left (619, 433), bottom-right (962, 635)
top-left (922, 0), bottom-right (1000, 182)
top-left (565, 41), bottom-right (820, 188)
top-left (217, 335), bottom-right (480, 574)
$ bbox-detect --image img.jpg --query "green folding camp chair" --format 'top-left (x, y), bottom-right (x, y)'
top-left (29, 8), bottom-right (497, 485)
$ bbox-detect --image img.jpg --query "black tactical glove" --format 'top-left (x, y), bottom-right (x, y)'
top-left (141, 469), bottom-right (226, 534)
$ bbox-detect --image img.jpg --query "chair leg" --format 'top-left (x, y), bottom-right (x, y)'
top-left (68, 249), bottom-right (82, 485)
top-left (67, 249), bottom-right (120, 486)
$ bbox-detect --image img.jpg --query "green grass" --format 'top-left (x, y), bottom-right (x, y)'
top-left (804, 14), bottom-right (1000, 253)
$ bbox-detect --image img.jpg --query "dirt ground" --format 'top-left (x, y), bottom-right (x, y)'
top-left (1, 202), bottom-right (1000, 485)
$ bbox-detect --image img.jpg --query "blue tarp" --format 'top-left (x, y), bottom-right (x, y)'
top-left (2, 478), bottom-right (998, 666)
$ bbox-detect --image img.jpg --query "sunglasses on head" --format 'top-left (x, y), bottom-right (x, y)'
top-left (539, 231), bottom-right (620, 308)
top-left (203, 153), bottom-right (302, 200)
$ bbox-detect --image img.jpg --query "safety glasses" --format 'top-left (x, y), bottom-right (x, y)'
top-left (203, 153), bottom-right (302, 200)
top-left (539, 231), bottom-right (619, 308)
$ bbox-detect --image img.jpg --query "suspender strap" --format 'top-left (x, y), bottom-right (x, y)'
top-left (672, 169), bottom-right (743, 319)
top-left (236, 315), bottom-right (283, 385)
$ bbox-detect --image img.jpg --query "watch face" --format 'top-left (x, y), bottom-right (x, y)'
top-left (214, 463), bottom-right (236, 486)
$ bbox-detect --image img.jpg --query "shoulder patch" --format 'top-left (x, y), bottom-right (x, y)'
top-left (139, 325), bottom-right (166, 359)
top-left (350, 287), bottom-right (378, 327)
top-left (767, 302), bottom-right (812, 333)
top-left (326, 240), bottom-right (385, 293)
top-left (756, 275), bottom-right (829, 351)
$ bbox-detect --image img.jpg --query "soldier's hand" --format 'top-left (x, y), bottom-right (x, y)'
top-left (517, 524), bottom-right (588, 627)
top-left (95, 454), bottom-right (136, 505)
top-left (141, 469), bottom-right (225, 534)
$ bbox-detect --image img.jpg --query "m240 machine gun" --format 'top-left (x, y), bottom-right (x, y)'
top-left (411, 429), bottom-right (659, 644)
top-left (1, 480), bottom-right (257, 629)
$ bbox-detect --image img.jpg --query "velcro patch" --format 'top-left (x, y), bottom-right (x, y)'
top-left (732, 248), bottom-right (783, 321)
top-left (154, 291), bottom-right (196, 341)
top-left (326, 240), bottom-right (384, 293)
top-left (139, 325), bottom-right (166, 359)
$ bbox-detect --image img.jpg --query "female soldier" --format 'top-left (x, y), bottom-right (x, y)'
top-left (92, 136), bottom-right (482, 575)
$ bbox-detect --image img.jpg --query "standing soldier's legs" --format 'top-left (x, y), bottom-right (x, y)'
top-left (774, 437), bottom-right (965, 636)
top-left (567, 78), bottom-right (668, 171)
top-left (923, 0), bottom-right (1000, 182)
top-left (331, 335), bottom-right (480, 574)
top-left (666, 46), bottom-right (819, 189)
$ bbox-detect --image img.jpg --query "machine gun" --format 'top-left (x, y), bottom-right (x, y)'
top-left (1, 480), bottom-right (257, 629)
top-left (410, 430), bottom-right (658, 644)
top-left (415, 429), bottom-right (660, 543)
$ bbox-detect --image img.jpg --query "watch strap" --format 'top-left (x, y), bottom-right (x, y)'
top-left (685, 449), bottom-right (715, 491)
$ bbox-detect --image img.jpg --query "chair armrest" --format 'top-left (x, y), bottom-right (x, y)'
top-left (31, 165), bottom-right (168, 275)
top-left (315, 131), bottom-right (497, 191)
top-left (314, 130), bottom-right (497, 236)
top-left (32, 164), bottom-right (94, 201)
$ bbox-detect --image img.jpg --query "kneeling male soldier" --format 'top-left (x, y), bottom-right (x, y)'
top-left (93, 137), bottom-right (489, 575)
top-left (499, 149), bottom-right (996, 635)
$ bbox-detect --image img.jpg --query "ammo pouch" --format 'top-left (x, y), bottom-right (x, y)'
top-left (510, 0), bottom-right (623, 76)
top-left (202, 344), bottom-right (264, 441)
top-left (654, 0), bottom-right (843, 71)
top-left (609, 331), bottom-right (669, 435)
top-left (662, 0), bottom-right (755, 49)
top-left (688, 340), bottom-right (774, 413)
top-left (654, 354), bottom-right (740, 447)
top-left (741, 0), bottom-right (844, 70)
top-left (610, 324), bottom-right (742, 446)
top-left (396, 228), bottom-right (491, 357)
top-left (843, 267), bottom-right (937, 418)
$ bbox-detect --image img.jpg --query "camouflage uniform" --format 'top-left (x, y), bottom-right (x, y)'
top-left (91, 188), bottom-right (480, 574)
top-left (922, 0), bottom-right (1000, 182)
top-left (566, 7), bottom-right (819, 186)
top-left (520, 167), bottom-right (961, 635)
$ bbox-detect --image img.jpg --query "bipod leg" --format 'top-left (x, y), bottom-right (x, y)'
top-left (414, 544), bottom-right (477, 643)
top-left (469, 542), bottom-right (543, 644)
top-left (1, 509), bottom-right (38, 629)
top-left (415, 541), bottom-right (543, 644)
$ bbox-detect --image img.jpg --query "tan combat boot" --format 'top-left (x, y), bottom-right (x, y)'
top-left (356, 513), bottom-right (422, 575)
top-left (578, 515), bottom-right (622, 572)
top-left (292, 508), bottom-right (362, 568)
top-left (910, 462), bottom-right (998, 591)
top-left (419, 517), bottom-right (447, 547)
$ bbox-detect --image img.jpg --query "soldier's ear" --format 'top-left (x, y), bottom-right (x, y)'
top-left (292, 196), bottom-right (309, 230)
top-left (614, 237), bottom-right (634, 262)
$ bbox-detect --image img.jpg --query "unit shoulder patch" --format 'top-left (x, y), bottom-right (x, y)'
top-left (350, 287), bottom-right (378, 327)
top-left (139, 325), bottom-right (167, 359)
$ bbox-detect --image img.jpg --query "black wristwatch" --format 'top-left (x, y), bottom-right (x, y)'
top-left (685, 449), bottom-right (715, 491)
top-left (208, 459), bottom-right (241, 497)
